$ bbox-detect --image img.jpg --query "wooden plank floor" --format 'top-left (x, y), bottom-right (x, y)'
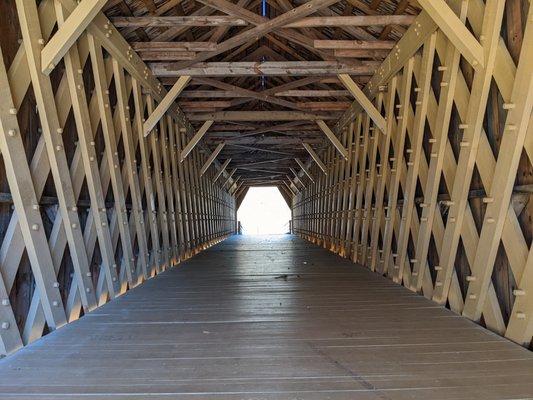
top-left (1, 234), bottom-right (533, 399)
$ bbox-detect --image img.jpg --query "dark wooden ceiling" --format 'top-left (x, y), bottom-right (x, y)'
top-left (104, 0), bottom-right (420, 185)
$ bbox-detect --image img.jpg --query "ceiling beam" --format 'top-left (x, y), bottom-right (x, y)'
top-left (285, 14), bottom-right (416, 28)
top-left (200, 142), bottom-right (226, 176)
top-left (316, 120), bottom-right (349, 160)
top-left (338, 73), bottom-right (386, 131)
top-left (151, 61), bottom-right (379, 77)
top-left (313, 40), bottom-right (396, 50)
top-left (42, 0), bottom-right (108, 75)
top-left (417, 0), bottom-right (484, 68)
top-left (143, 75), bottom-right (191, 136)
top-left (154, 0), bottom-right (341, 119)
top-left (111, 15), bottom-right (248, 27)
top-left (193, 77), bottom-right (304, 111)
top-left (188, 111), bottom-right (337, 121)
top-left (132, 42), bottom-right (217, 52)
top-left (180, 120), bottom-right (214, 161)
top-left (302, 143), bottom-right (327, 174)
top-left (172, 0), bottom-right (341, 70)
top-left (276, 90), bottom-right (350, 97)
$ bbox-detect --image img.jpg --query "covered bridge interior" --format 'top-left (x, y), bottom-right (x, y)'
top-left (0, 0), bottom-right (532, 398)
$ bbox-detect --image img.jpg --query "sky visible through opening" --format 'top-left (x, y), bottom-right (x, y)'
top-left (237, 187), bottom-right (291, 235)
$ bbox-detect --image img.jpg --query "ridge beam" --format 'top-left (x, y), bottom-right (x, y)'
top-left (180, 120), bottom-right (213, 162)
top-left (338, 74), bottom-right (386, 132)
top-left (143, 75), bottom-right (191, 137)
top-left (302, 143), bottom-right (327, 175)
top-left (200, 142), bottom-right (226, 176)
top-left (42, 0), bottom-right (107, 75)
top-left (316, 120), bottom-right (348, 160)
top-left (417, 0), bottom-right (484, 69)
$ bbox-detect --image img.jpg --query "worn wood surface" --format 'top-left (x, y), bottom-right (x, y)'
top-left (0, 234), bottom-right (532, 399)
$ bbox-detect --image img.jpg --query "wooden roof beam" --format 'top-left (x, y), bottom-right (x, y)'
top-left (418, 0), bottom-right (484, 69)
top-left (111, 15), bottom-right (248, 27)
top-left (188, 111), bottom-right (337, 121)
top-left (189, 0), bottom-right (338, 65)
top-left (180, 120), bottom-right (213, 161)
top-left (150, 61), bottom-right (379, 77)
top-left (200, 142), bottom-right (226, 176)
top-left (193, 77), bottom-right (305, 111)
top-left (314, 40), bottom-right (396, 50)
top-left (302, 143), bottom-right (327, 174)
top-left (156, 0), bottom-right (341, 116)
top-left (132, 42), bottom-right (217, 52)
top-left (42, 0), bottom-right (107, 75)
top-left (338, 73), bottom-right (386, 132)
top-left (285, 14), bottom-right (416, 28)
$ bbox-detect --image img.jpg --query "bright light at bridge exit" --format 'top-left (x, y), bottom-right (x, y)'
top-left (237, 187), bottom-right (291, 234)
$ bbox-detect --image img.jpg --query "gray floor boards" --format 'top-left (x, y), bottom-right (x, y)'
top-left (0, 234), bottom-right (532, 399)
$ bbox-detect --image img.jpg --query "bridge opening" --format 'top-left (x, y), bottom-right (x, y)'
top-left (237, 187), bottom-right (291, 234)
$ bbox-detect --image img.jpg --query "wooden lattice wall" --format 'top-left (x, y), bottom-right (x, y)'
top-left (293, 0), bottom-right (533, 349)
top-left (0, 0), bottom-right (237, 356)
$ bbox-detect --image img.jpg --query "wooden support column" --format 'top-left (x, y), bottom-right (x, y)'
top-left (410, 2), bottom-right (468, 292)
top-left (60, 20), bottom-right (136, 291)
top-left (344, 119), bottom-right (361, 258)
top-left (378, 58), bottom-right (413, 275)
top-left (350, 115), bottom-right (370, 263)
top-left (147, 96), bottom-right (172, 269)
top-left (130, 76), bottom-right (162, 275)
top-left (463, 6), bottom-right (533, 321)
top-left (161, 116), bottom-right (180, 263)
top-left (174, 124), bottom-right (193, 256)
top-left (0, 47), bottom-right (66, 354)
top-left (88, 36), bottom-right (147, 283)
top-left (393, 33), bottom-right (436, 283)
top-left (167, 120), bottom-right (186, 259)
top-left (369, 76), bottom-right (398, 271)
top-left (359, 93), bottom-right (384, 265)
top-left (433, 0), bottom-right (506, 304)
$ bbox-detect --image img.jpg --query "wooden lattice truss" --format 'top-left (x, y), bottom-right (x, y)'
top-left (0, 0), bottom-right (237, 356)
top-left (294, 0), bottom-right (533, 348)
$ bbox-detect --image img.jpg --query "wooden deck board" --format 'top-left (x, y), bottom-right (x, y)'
top-left (0, 235), bottom-right (532, 399)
